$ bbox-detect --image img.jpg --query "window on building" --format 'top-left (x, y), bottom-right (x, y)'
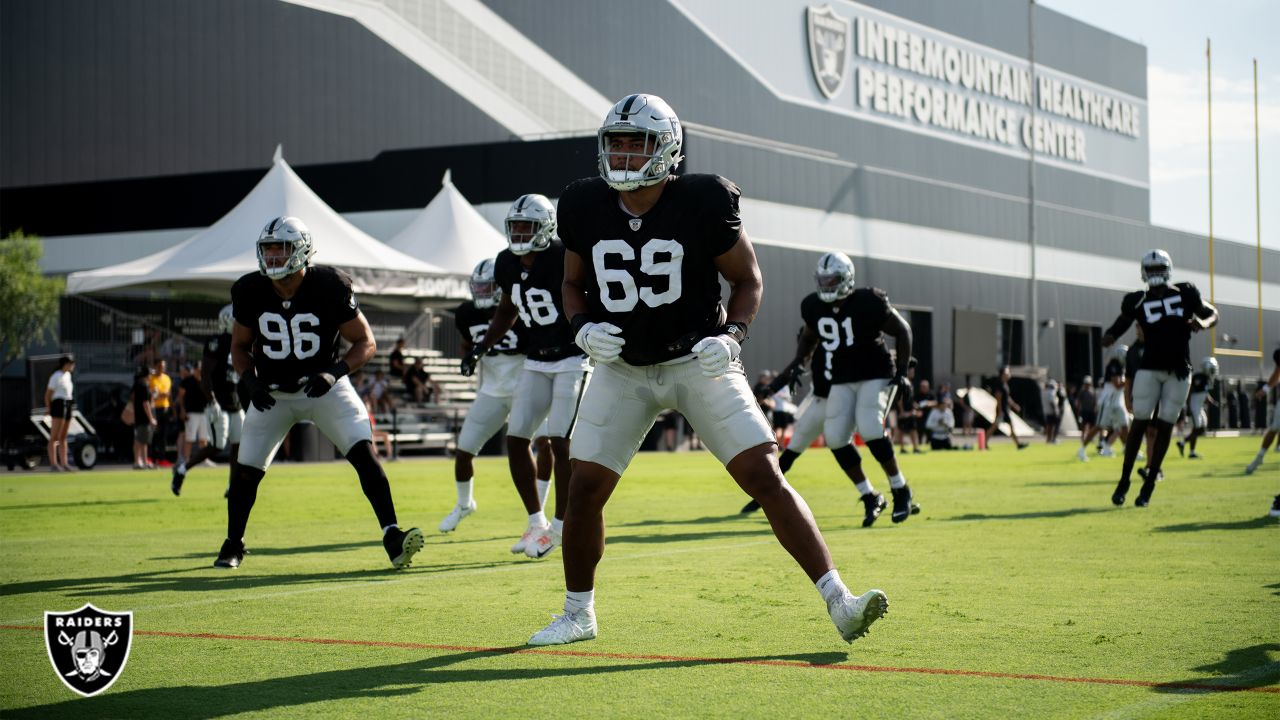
top-left (998, 317), bottom-right (1025, 367)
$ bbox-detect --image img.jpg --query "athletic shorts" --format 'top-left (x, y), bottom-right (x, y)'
top-left (785, 394), bottom-right (826, 453)
top-left (1131, 369), bottom-right (1191, 425)
top-left (456, 392), bottom-right (514, 456)
top-left (1097, 387), bottom-right (1131, 430)
top-left (183, 412), bottom-right (211, 443)
top-left (49, 399), bottom-right (74, 420)
top-left (1268, 404), bottom-right (1280, 432)
top-left (897, 414), bottom-right (916, 433)
top-left (1187, 392), bottom-right (1209, 430)
top-left (208, 405), bottom-right (243, 450)
top-left (824, 377), bottom-right (894, 448)
top-left (237, 377), bottom-right (371, 471)
top-left (506, 367), bottom-right (590, 439)
top-left (571, 356), bottom-right (773, 476)
top-left (134, 424), bottom-right (154, 444)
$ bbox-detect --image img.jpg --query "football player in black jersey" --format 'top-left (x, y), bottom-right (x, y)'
top-left (806, 252), bottom-right (920, 525)
top-left (1244, 347), bottom-right (1279, 480)
top-left (438, 258), bottom-right (531, 534)
top-left (171, 304), bottom-right (244, 496)
top-left (528, 94), bottom-right (886, 647)
top-left (461, 195), bottom-right (590, 560)
top-left (1102, 249), bottom-right (1217, 507)
top-left (740, 326), bottom-right (827, 515)
top-left (1176, 356), bottom-right (1218, 459)
top-left (214, 216), bottom-right (424, 570)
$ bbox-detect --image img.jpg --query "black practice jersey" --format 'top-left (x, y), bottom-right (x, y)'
top-left (231, 266), bottom-right (359, 391)
top-left (203, 333), bottom-right (241, 412)
top-left (558, 174), bottom-right (740, 365)
top-left (800, 289), bottom-right (895, 384)
top-left (493, 243), bottom-right (581, 361)
top-left (1124, 341), bottom-right (1145, 380)
top-left (1189, 372), bottom-right (1211, 394)
top-left (809, 348), bottom-right (832, 399)
top-left (454, 300), bottom-right (524, 355)
top-left (1105, 282), bottom-right (1208, 377)
top-left (179, 375), bottom-right (208, 414)
top-left (1103, 358), bottom-right (1124, 383)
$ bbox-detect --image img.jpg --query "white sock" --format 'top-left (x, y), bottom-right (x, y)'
top-left (381, 524), bottom-right (399, 536)
top-left (815, 569), bottom-right (848, 605)
top-left (177, 462), bottom-right (187, 474)
top-left (551, 517), bottom-right (564, 534)
top-left (565, 589), bottom-right (594, 613)
top-left (536, 478), bottom-right (551, 507)
top-left (529, 511), bottom-right (547, 527)
top-left (854, 480), bottom-right (875, 496)
top-left (456, 479), bottom-right (473, 506)
top-left (888, 473), bottom-right (907, 489)
top-left (1256, 448), bottom-right (1268, 461)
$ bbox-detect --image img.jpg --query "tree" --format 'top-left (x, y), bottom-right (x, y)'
top-left (0, 232), bottom-right (65, 372)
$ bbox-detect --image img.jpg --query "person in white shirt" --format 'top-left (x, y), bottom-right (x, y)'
top-left (43, 356), bottom-right (76, 472)
top-left (924, 397), bottom-right (958, 450)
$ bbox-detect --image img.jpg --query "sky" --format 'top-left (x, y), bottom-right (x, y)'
top-left (1041, 0), bottom-right (1279, 251)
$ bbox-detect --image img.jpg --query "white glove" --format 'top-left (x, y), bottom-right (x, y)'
top-left (574, 321), bottom-right (626, 363)
top-left (691, 335), bottom-right (741, 378)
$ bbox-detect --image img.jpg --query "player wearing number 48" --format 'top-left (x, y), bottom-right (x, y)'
top-left (525, 93), bottom-right (887, 648)
top-left (214, 216), bottom-right (425, 571)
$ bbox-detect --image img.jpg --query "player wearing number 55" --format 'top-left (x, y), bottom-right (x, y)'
top-left (526, 93), bottom-right (887, 648)
top-left (214, 216), bottom-right (424, 571)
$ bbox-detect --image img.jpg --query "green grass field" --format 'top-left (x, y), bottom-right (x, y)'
top-left (1, 437), bottom-right (1277, 718)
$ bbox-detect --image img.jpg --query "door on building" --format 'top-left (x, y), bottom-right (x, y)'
top-left (904, 309), bottom-right (933, 383)
top-left (1064, 323), bottom-right (1102, 384)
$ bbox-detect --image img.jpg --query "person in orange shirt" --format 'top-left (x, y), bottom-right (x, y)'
top-left (147, 359), bottom-right (174, 464)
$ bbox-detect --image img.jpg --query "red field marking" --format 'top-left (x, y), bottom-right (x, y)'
top-left (3, 624), bottom-right (1277, 694)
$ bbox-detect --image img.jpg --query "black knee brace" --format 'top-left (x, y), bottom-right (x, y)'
top-left (830, 444), bottom-right (863, 473)
top-left (866, 438), bottom-right (896, 465)
top-left (227, 462), bottom-right (265, 500)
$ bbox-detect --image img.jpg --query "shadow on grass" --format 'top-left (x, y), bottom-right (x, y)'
top-left (0, 498), bottom-right (162, 512)
top-left (0, 559), bottom-right (525, 599)
top-left (1025, 480), bottom-right (1116, 488)
top-left (4, 648), bottom-right (849, 718)
top-left (1152, 517), bottom-right (1278, 533)
top-left (1153, 643), bottom-right (1280, 693)
top-left (945, 507), bottom-right (1111, 522)
top-left (608, 527), bottom-right (775, 545)
top-left (613, 513), bottom-right (755, 529)
top-left (148, 534), bottom-right (514, 562)
top-left (1267, 582), bottom-right (1280, 597)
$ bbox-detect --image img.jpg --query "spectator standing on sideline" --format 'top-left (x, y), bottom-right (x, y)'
top-left (42, 355), bottom-right (76, 471)
top-left (131, 366), bottom-right (156, 469)
top-left (148, 359), bottom-right (173, 464)
top-left (1041, 379), bottom-right (1064, 444)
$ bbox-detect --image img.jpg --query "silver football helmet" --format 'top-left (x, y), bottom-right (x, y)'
top-left (505, 194), bottom-right (556, 255)
top-left (815, 252), bottom-right (856, 302)
top-left (218, 304), bottom-right (235, 334)
top-left (1140, 249), bottom-right (1172, 287)
top-left (597, 93), bottom-right (684, 192)
top-left (1201, 356), bottom-right (1219, 377)
top-left (257, 216), bottom-right (314, 280)
top-left (470, 258), bottom-right (501, 309)
top-left (1110, 343), bottom-right (1128, 361)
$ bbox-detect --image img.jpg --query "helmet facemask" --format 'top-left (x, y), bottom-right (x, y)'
top-left (505, 195), bottom-right (556, 256)
top-left (257, 217), bottom-right (314, 280)
top-left (470, 259), bottom-right (500, 309)
top-left (814, 252), bottom-right (856, 303)
top-left (218, 304), bottom-right (235, 334)
top-left (597, 94), bottom-right (683, 192)
top-left (1140, 250), bottom-right (1172, 287)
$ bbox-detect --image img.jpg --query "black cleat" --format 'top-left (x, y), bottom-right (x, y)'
top-left (860, 492), bottom-right (887, 527)
top-left (1176, 440), bottom-right (1186, 457)
top-left (384, 526), bottom-right (425, 569)
top-left (890, 486), bottom-right (919, 523)
top-left (171, 465), bottom-right (186, 496)
top-left (1111, 477), bottom-right (1130, 506)
top-left (1134, 468), bottom-right (1160, 507)
top-left (740, 499), bottom-right (761, 514)
top-left (1017, 443), bottom-right (1029, 450)
top-left (213, 538), bottom-right (244, 568)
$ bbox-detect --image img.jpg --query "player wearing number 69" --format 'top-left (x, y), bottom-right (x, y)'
top-left (214, 216), bottom-right (424, 571)
top-left (526, 93), bottom-right (887, 648)
top-left (1102, 249), bottom-right (1218, 508)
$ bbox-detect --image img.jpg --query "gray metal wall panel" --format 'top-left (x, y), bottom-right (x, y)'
top-left (1032, 5), bottom-right (1147, 99)
top-left (1, 0), bottom-right (513, 187)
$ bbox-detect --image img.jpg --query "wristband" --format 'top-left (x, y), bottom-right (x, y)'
top-left (570, 314), bottom-right (592, 335)
top-left (716, 321), bottom-right (749, 345)
top-left (326, 360), bottom-right (350, 380)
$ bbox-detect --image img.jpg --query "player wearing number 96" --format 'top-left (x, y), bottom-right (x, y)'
top-left (527, 93), bottom-right (887, 649)
top-left (1102, 248), bottom-right (1218, 508)
top-left (468, 194), bottom-right (590, 562)
top-left (215, 216), bottom-right (424, 572)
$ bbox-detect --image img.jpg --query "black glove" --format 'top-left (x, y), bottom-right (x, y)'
top-left (239, 373), bottom-right (276, 412)
top-left (460, 345), bottom-right (486, 377)
top-left (302, 361), bottom-right (349, 398)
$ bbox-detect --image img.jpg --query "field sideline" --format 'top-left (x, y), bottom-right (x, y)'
top-left (1, 438), bottom-right (1277, 718)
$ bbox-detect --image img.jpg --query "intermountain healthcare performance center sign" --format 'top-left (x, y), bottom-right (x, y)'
top-left (676, 0), bottom-right (1149, 185)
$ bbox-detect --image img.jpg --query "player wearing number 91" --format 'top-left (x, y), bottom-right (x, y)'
top-left (1102, 248), bottom-right (1218, 508)
top-left (215, 216), bottom-right (424, 571)
top-left (526, 93), bottom-right (887, 648)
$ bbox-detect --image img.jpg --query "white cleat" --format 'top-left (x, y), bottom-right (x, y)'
top-left (1099, 446), bottom-right (1115, 458)
top-left (511, 523), bottom-right (549, 554)
top-left (528, 607), bottom-right (597, 646)
top-left (1076, 447), bottom-right (1088, 462)
top-left (1244, 461), bottom-right (1260, 476)
top-left (829, 589), bottom-right (888, 643)
top-left (525, 526), bottom-right (562, 559)
top-left (438, 500), bottom-right (477, 533)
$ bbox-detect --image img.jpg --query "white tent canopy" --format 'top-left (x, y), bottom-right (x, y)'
top-left (66, 147), bottom-right (451, 298)
top-left (385, 169), bottom-right (508, 276)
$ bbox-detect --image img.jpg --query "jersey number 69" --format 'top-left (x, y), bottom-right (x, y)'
top-left (592, 239), bottom-right (684, 313)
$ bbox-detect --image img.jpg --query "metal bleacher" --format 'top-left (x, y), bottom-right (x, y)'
top-left (361, 347), bottom-right (476, 456)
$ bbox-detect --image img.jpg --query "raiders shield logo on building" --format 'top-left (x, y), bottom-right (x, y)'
top-left (807, 5), bottom-right (851, 99)
top-left (44, 604), bottom-right (133, 697)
